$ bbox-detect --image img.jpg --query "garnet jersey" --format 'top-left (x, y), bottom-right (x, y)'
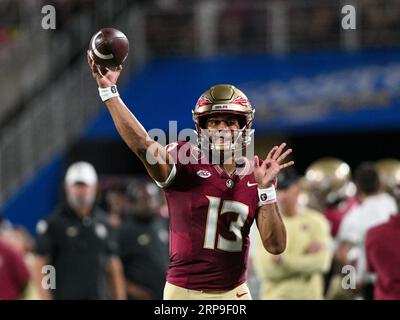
top-left (156, 141), bottom-right (259, 291)
top-left (324, 196), bottom-right (359, 238)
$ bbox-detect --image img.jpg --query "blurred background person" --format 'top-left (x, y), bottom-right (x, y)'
top-left (366, 212), bottom-right (400, 300)
top-left (33, 161), bottom-right (126, 300)
top-left (303, 158), bottom-right (359, 238)
top-left (104, 183), bottom-right (129, 228)
top-left (303, 158), bottom-right (360, 299)
top-left (365, 159), bottom-right (400, 300)
top-left (0, 225), bottom-right (30, 300)
top-left (252, 168), bottom-right (332, 300)
top-left (118, 179), bottom-right (169, 300)
top-left (336, 162), bottom-right (397, 299)
top-left (1, 225), bottom-right (40, 299)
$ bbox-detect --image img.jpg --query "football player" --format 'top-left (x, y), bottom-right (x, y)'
top-left (303, 158), bottom-right (360, 299)
top-left (88, 53), bottom-right (294, 300)
top-left (303, 158), bottom-right (359, 238)
top-left (366, 159), bottom-right (400, 300)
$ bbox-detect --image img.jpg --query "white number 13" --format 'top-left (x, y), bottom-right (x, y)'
top-left (203, 196), bottom-right (249, 252)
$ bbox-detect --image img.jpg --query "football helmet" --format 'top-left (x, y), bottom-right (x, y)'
top-left (192, 84), bottom-right (254, 151)
top-left (304, 158), bottom-right (354, 210)
top-left (376, 158), bottom-right (400, 198)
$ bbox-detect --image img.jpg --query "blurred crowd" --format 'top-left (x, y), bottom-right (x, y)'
top-left (0, 0), bottom-right (96, 52)
top-left (0, 162), bottom-right (169, 300)
top-left (1, 156), bottom-right (399, 300)
top-left (251, 157), bottom-right (400, 300)
top-left (146, 0), bottom-right (400, 56)
top-left (1, 0), bottom-right (400, 59)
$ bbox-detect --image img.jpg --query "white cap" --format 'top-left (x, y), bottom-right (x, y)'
top-left (65, 161), bottom-right (98, 186)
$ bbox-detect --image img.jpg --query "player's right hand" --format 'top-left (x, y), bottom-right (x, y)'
top-left (254, 142), bottom-right (294, 188)
top-left (87, 49), bottom-right (122, 88)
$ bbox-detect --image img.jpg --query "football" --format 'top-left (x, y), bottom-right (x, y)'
top-left (89, 28), bottom-right (129, 69)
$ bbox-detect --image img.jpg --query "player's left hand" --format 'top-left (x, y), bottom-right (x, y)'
top-left (254, 142), bottom-right (294, 188)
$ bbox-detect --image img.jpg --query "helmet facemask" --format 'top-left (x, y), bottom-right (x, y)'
top-left (195, 115), bottom-right (254, 153)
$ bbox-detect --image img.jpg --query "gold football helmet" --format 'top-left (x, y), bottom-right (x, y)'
top-left (376, 158), bottom-right (400, 198)
top-left (304, 158), bottom-right (354, 210)
top-left (192, 84), bottom-right (254, 151)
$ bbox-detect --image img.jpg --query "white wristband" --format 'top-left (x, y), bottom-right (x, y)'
top-left (98, 85), bottom-right (119, 102)
top-left (257, 185), bottom-right (277, 207)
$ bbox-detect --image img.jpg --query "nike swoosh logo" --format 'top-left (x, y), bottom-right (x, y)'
top-left (236, 292), bottom-right (248, 298)
top-left (247, 181), bottom-right (258, 187)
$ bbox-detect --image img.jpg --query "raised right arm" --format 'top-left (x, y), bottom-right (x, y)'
top-left (88, 51), bottom-right (173, 183)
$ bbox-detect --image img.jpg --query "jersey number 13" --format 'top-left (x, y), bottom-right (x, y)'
top-left (203, 196), bottom-right (249, 252)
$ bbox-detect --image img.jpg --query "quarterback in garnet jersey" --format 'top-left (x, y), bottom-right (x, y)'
top-left (159, 141), bottom-right (260, 291)
top-left (88, 51), bottom-right (294, 299)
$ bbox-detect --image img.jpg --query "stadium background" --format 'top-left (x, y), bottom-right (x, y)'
top-left (0, 0), bottom-right (399, 299)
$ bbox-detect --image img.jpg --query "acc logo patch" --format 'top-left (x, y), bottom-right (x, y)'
top-left (196, 170), bottom-right (211, 178)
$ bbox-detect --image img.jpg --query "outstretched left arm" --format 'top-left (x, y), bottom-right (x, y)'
top-left (254, 143), bottom-right (294, 254)
top-left (256, 202), bottom-right (287, 255)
